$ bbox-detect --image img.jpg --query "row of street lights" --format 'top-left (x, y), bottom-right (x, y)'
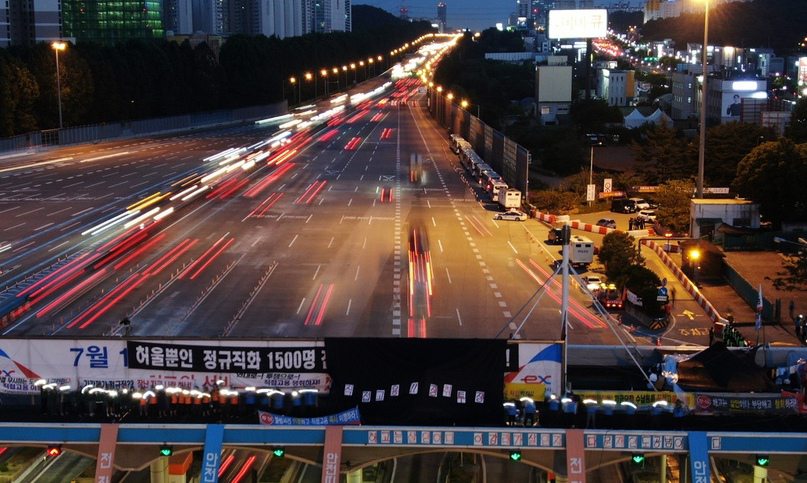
top-left (283, 33), bottom-right (441, 105)
top-left (287, 56), bottom-right (385, 104)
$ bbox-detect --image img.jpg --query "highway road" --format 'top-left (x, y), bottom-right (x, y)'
top-left (0, 76), bottom-right (636, 346)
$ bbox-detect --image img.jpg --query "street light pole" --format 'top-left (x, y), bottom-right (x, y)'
top-left (696, 0), bottom-right (709, 198)
top-left (588, 145), bottom-right (595, 207)
top-left (51, 41), bottom-right (66, 130)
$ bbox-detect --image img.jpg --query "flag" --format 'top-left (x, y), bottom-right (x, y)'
top-left (755, 284), bottom-right (763, 331)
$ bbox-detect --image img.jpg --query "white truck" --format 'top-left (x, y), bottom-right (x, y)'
top-left (497, 187), bottom-right (521, 209)
top-left (569, 235), bottom-right (594, 269)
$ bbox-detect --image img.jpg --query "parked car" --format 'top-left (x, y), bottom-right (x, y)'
top-left (610, 198), bottom-right (636, 213)
top-left (629, 198), bottom-right (652, 211)
top-left (494, 209), bottom-right (528, 222)
top-left (637, 210), bottom-right (657, 222)
top-left (596, 218), bottom-right (617, 229)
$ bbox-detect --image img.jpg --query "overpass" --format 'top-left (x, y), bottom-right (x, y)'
top-left (2, 423), bottom-right (806, 482)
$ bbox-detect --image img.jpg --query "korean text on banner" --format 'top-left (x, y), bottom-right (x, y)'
top-left (200, 424), bottom-right (225, 483)
top-left (566, 428), bottom-right (586, 483)
top-left (94, 423), bottom-right (118, 483)
top-left (688, 431), bottom-right (710, 483)
top-left (321, 426), bottom-right (343, 483)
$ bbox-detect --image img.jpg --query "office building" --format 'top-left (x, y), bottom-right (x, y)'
top-left (597, 69), bottom-right (635, 106)
top-left (437, 2), bottom-right (446, 28)
top-left (62, 0), bottom-right (164, 44)
top-left (163, 0), bottom-right (193, 35)
top-left (1, 0), bottom-right (61, 47)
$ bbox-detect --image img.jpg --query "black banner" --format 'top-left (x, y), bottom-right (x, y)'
top-left (324, 338), bottom-right (506, 426)
top-left (126, 341), bottom-right (327, 373)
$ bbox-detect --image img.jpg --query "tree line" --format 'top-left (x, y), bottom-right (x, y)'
top-left (0, 5), bottom-right (432, 137)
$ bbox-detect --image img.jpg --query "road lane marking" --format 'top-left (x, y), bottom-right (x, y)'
top-left (313, 264), bottom-right (320, 280)
top-left (288, 234), bottom-right (298, 248)
top-left (456, 308), bottom-right (462, 326)
top-left (445, 267), bottom-right (452, 284)
top-left (0, 157), bottom-right (73, 174)
top-left (296, 297), bottom-right (306, 314)
top-left (508, 241), bottom-right (518, 254)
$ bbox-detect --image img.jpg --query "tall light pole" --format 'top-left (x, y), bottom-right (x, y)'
top-left (304, 72), bottom-right (313, 100)
top-left (696, 0), bottom-right (709, 198)
top-left (51, 41), bottom-right (66, 129)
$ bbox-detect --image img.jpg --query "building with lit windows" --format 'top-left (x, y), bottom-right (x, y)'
top-left (1, 0), bottom-right (61, 47)
top-left (436, 1), bottom-right (446, 30)
top-left (163, 0), bottom-right (193, 35)
top-left (62, 0), bottom-right (164, 43)
top-left (644, 0), bottom-right (751, 22)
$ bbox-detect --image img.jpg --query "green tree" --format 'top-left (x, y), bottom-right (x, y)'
top-left (0, 53), bottom-right (39, 136)
top-left (706, 122), bottom-right (774, 187)
top-left (653, 179), bottom-right (693, 234)
top-left (787, 98), bottom-right (807, 143)
top-left (529, 190), bottom-right (580, 213)
top-left (632, 122), bottom-right (695, 184)
top-left (569, 99), bottom-right (624, 133)
top-left (622, 265), bottom-right (663, 315)
top-left (773, 250), bottom-right (807, 291)
top-left (598, 231), bottom-right (643, 281)
top-left (732, 139), bottom-right (807, 226)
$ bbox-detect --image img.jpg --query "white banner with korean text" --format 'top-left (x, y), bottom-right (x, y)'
top-left (0, 339), bottom-right (330, 395)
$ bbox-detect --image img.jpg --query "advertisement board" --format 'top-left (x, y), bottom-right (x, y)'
top-left (548, 9), bottom-right (608, 39)
top-left (504, 343), bottom-right (562, 400)
top-left (0, 339), bottom-right (330, 394)
top-left (722, 80), bottom-right (766, 121)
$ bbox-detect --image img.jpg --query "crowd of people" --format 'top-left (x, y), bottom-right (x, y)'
top-left (32, 382), bottom-right (320, 423)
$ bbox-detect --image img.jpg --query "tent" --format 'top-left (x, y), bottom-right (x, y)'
top-left (647, 108), bottom-right (673, 127)
top-left (675, 343), bottom-right (776, 392)
top-left (624, 108), bottom-right (647, 129)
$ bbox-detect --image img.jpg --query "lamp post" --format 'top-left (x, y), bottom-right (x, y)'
top-left (689, 248), bottom-right (701, 287)
top-left (289, 76), bottom-right (300, 105)
top-left (320, 69), bottom-right (328, 96)
top-left (51, 41), bottom-right (66, 129)
top-left (332, 67), bottom-right (339, 91)
top-left (696, 0), bottom-right (709, 198)
top-left (304, 72), bottom-right (314, 100)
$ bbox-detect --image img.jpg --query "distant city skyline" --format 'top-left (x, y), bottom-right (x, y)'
top-left (355, 1), bottom-right (642, 31)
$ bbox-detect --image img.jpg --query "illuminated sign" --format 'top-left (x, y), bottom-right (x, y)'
top-left (548, 9), bottom-right (608, 39)
top-left (731, 80), bottom-right (761, 91)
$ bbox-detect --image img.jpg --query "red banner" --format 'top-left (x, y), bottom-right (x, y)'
top-left (566, 429), bottom-right (586, 483)
top-left (95, 423), bottom-right (119, 483)
top-left (321, 426), bottom-right (343, 483)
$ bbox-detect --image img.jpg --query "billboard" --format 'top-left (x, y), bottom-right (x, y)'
top-left (721, 80), bottom-right (767, 122)
top-left (548, 9), bottom-right (607, 40)
top-left (799, 57), bottom-right (807, 95)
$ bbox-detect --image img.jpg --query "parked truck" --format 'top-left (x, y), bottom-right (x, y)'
top-left (497, 188), bottom-right (521, 209)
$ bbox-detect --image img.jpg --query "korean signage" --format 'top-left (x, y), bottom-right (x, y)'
top-left (694, 393), bottom-right (798, 415)
top-left (201, 424), bottom-right (224, 483)
top-left (259, 407), bottom-right (361, 426)
top-left (548, 9), bottom-right (608, 39)
top-left (0, 339), bottom-right (330, 394)
top-left (127, 341), bottom-right (327, 373)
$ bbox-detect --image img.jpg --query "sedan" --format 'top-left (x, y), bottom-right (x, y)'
top-left (494, 209), bottom-right (528, 222)
top-left (596, 218), bottom-right (617, 229)
top-left (637, 210), bottom-right (657, 222)
top-left (583, 275), bottom-right (603, 292)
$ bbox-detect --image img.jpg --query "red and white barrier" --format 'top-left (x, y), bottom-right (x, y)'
top-left (641, 239), bottom-right (723, 323)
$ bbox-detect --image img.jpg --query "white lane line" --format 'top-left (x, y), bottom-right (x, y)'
top-left (0, 206), bottom-right (20, 215)
top-left (80, 151), bottom-right (130, 163)
top-left (313, 264), bottom-right (321, 280)
top-left (438, 240), bottom-right (444, 253)
top-left (0, 157), bottom-right (73, 174)
top-left (48, 240), bottom-right (70, 252)
top-left (297, 298), bottom-right (306, 314)
top-left (432, 216), bottom-right (437, 227)
top-left (445, 267), bottom-right (452, 284)
top-left (72, 207), bottom-right (93, 217)
top-left (288, 234), bottom-right (299, 248)
top-left (251, 236), bottom-right (262, 247)
top-left (47, 207), bottom-right (72, 217)
top-left (354, 265), bottom-right (360, 281)
top-left (34, 222), bottom-right (54, 231)
top-left (508, 240), bottom-right (518, 255)
top-left (327, 236), bottom-right (334, 248)
top-left (346, 299), bottom-right (352, 316)
top-left (63, 181), bottom-right (84, 188)
top-left (4, 222), bottom-right (25, 231)
top-left (456, 308), bottom-right (463, 326)
top-left (16, 207), bottom-right (43, 217)
top-left (305, 214), bottom-right (313, 224)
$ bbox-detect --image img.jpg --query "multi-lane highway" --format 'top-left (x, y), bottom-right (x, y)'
top-left (0, 75), bottom-right (630, 345)
top-left (0, 57), bottom-right (722, 350)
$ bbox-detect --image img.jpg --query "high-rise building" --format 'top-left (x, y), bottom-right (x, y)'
top-left (1, 0), bottom-right (61, 47)
top-left (62, 0), bottom-right (163, 44)
top-left (192, 0), bottom-right (224, 35)
top-left (163, 0), bottom-right (193, 35)
top-left (437, 2), bottom-right (446, 28)
top-left (307, 0), bottom-right (350, 33)
top-left (252, 0), bottom-right (304, 38)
